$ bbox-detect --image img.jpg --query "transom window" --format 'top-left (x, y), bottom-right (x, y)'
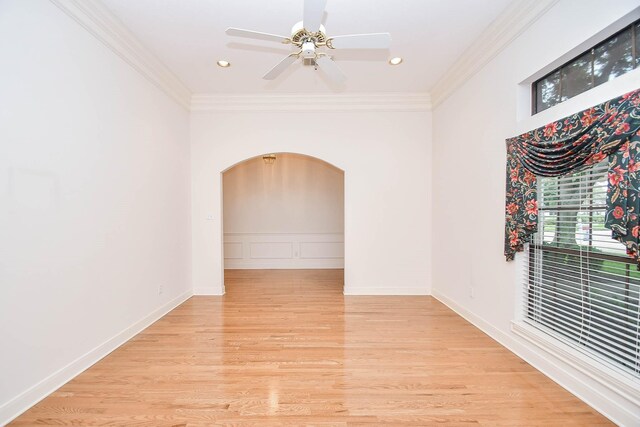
top-left (533, 20), bottom-right (640, 114)
top-left (525, 160), bottom-right (640, 378)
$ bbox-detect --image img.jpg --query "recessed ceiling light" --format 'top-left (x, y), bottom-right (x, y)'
top-left (217, 60), bottom-right (231, 68)
top-left (388, 57), bottom-right (403, 66)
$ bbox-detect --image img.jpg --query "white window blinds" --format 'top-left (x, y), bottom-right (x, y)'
top-left (525, 160), bottom-right (640, 378)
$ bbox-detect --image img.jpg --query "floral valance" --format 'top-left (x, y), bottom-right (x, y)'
top-left (505, 88), bottom-right (640, 264)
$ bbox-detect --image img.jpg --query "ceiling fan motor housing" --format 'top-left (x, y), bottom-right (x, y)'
top-left (291, 21), bottom-right (326, 44)
top-left (226, 2), bottom-right (391, 83)
top-left (301, 41), bottom-right (316, 59)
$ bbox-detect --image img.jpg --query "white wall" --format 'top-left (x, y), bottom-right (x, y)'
top-left (191, 108), bottom-right (432, 295)
top-left (431, 0), bottom-right (640, 425)
top-left (223, 153), bottom-right (344, 269)
top-left (0, 0), bottom-right (191, 423)
top-left (224, 153), bottom-right (344, 234)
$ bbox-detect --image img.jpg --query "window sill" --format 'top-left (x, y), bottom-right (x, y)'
top-left (510, 320), bottom-right (640, 406)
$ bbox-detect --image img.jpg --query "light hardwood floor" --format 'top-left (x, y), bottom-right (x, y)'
top-left (12, 269), bottom-right (611, 426)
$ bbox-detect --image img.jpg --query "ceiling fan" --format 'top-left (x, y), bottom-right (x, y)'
top-left (225, 0), bottom-right (392, 84)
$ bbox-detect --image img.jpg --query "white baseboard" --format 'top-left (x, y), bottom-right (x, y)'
top-left (431, 290), bottom-right (639, 427)
top-left (193, 287), bottom-right (224, 295)
top-left (224, 259), bottom-right (344, 269)
top-left (511, 322), bottom-right (640, 407)
top-left (344, 285), bottom-right (429, 295)
top-left (0, 290), bottom-right (193, 425)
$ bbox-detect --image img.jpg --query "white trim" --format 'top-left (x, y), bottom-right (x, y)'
top-left (430, 0), bottom-right (559, 107)
top-left (46, 0), bottom-right (560, 112)
top-left (517, 62), bottom-right (640, 131)
top-left (432, 289), bottom-right (540, 357)
top-left (223, 231), bottom-right (343, 235)
top-left (193, 287), bottom-right (223, 296)
top-left (49, 0), bottom-right (192, 109)
top-left (190, 93), bottom-right (432, 112)
top-left (223, 232), bottom-right (344, 269)
top-left (225, 259), bottom-right (344, 269)
top-left (519, 6), bottom-right (640, 85)
top-left (344, 285), bottom-right (428, 296)
top-left (0, 290), bottom-right (193, 425)
top-left (515, 8), bottom-right (640, 122)
top-left (432, 290), bottom-right (640, 427)
top-left (511, 321), bottom-right (640, 406)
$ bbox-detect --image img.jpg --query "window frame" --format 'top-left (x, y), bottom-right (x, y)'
top-left (532, 20), bottom-right (639, 114)
top-left (512, 165), bottom-right (640, 414)
top-left (521, 162), bottom-right (640, 384)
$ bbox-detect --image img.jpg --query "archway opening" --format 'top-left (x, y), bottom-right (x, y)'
top-left (221, 152), bottom-right (345, 293)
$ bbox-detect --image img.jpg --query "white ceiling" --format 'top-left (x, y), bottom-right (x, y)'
top-left (100, 0), bottom-right (514, 94)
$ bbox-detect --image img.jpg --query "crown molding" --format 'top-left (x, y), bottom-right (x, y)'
top-left (48, 0), bottom-right (553, 112)
top-left (190, 93), bottom-right (432, 112)
top-left (430, 0), bottom-right (560, 108)
top-left (49, 0), bottom-right (192, 109)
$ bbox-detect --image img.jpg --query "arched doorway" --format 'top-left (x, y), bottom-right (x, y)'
top-left (221, 153), bottom-right (345, 292)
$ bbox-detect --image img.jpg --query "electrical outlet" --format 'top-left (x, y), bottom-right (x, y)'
top-left (470, 286), bottom-right (475, 299)
top-left (158, 284), bottom-right (164, 296)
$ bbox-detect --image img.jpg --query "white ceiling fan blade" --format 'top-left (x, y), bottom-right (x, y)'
top-left (263, 54), bottom-right (299, 80)
top-left (303, 0), bottom-right (326, 33)
top-left (329, 33), bottom-right (392, 49)
top-left (315, 56), bottom-right (346, 84)
top-left (226, 27), bottom-right (290, 44)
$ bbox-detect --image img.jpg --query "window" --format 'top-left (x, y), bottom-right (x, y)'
top-left (525, 160), bottom-right (640, 378)
top-left (533, 20), bottom-right (640, 114)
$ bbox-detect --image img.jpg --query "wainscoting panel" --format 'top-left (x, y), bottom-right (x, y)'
top-left (300, 241), bottom-right (344, 259)
top-left (224, 233), bottom-right (344, 269)
top-left (250, 242), bottom-right (293, 259)
top-left (223, 242), bottom-right (243, 259)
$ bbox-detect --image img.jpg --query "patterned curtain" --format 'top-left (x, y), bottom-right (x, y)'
top-left (505, 88), bottom-right (640, 265)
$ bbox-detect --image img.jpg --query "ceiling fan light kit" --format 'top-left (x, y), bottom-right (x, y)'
top-left (225, 0), bottom-right (392, 84)
top-left (262, 154), bottom-right (277, 165)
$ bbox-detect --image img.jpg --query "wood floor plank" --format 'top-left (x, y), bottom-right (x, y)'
top-left (11, 269), bottom-right (611, 425)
